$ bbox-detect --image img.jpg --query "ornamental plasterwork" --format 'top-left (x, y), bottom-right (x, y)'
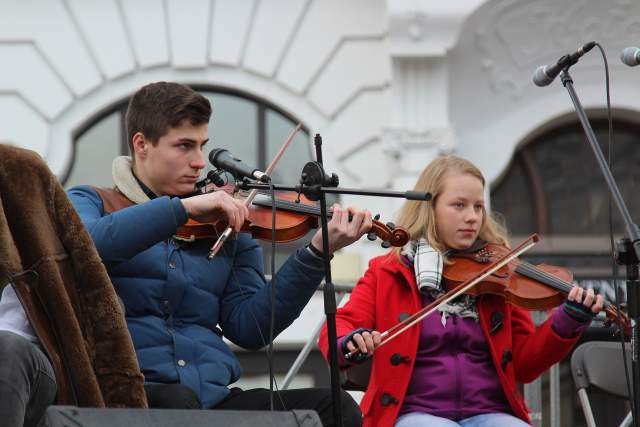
top-left (386, 1), bottom-right (482, 57)
top-left (474, 0), bottom-right (640, 100)
top-left (381, 127), bottom-right (457, 180)
top-left (382, 127), bottom-right (456, 152)
top-left (0, 0), bottom-right (390, 177)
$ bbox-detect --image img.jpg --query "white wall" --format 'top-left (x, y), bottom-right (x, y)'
top-left (0, 0), bottom-right (390, 187)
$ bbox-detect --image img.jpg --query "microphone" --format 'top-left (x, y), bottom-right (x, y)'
top-left (532, 41), bottom-right (596, 87)
top-left (208, 148), bottom-right (270, 183)
top-left (621, 46), bottom-right (640, 67)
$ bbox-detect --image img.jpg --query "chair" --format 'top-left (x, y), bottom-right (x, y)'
top-left (570, 341), bottom-right (633, 427)
top-left (341, 358), bottom-right (372, 392)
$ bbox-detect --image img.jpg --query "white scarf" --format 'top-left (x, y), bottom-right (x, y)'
top-left (402, 238), bottom-right (478, 326)
top-left (111, 156), bottom-right (150, 204)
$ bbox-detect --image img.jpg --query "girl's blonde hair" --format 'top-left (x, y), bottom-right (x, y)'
top-left (392, 155), bottom-right (508, 257)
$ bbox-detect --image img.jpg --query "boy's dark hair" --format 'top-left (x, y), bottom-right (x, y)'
top-left (125, 82), bottom-right (212, 155)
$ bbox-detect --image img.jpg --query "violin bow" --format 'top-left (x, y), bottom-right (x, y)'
top-left (207, 124), bottom-right (303, 259)
top-left (346, 234), bottom-right (540, 359)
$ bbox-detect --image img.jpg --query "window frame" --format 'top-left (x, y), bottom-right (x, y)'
top-left (62, 85), bottom-right (311, 185)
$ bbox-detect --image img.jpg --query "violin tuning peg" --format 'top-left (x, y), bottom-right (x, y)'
top-left (373, 213), bottom-right (381, 221)
top-left (367, 232), bottom-right (377, 241)
top-left (381, 241), bottom-right (391, 249)
top-left (386, 222), bottom-right (396, 230)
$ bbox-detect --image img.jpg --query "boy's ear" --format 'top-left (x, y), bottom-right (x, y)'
top-left (131, 132), bottom-right (148, 159)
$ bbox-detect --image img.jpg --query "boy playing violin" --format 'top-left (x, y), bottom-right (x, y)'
top-left (68, 81), bottom-right (372, 426)
top-left (319, 155), bottom-right (604, 427)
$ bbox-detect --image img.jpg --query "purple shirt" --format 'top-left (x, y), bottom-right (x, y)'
top-left (399, 293), bottom-right (588, 420)
top-left (338, 294), bottom-right (589, 421)
top-left (399, 293), bottom-right (510, 420)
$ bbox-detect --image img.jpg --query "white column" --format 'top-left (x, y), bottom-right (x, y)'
top-left (382, 1), bottom-right (483, 202)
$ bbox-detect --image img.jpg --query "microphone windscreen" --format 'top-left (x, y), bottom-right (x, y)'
top-left (532, 65), bottom-right (553, 87)
top-left (621, 47), bottom-right (640, 67)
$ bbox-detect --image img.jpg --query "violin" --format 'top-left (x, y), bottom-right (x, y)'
top-left (344, 235), bottom-right (631, 360)
top-left (174, 189), bottom-right (410, 248)
top-left (443, 242), bottom-right (631, 334)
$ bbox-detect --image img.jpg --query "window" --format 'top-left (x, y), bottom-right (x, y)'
top-left (490, 117), bottom-right (637, 426)
top-left (492, 118), bottom-right (640, 235)
top-left (62, 87), bottom-right (315, 269)
top-left (490, 117), bottom-right (640, 282)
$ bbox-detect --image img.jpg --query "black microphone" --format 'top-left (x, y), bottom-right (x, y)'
top-left (621, 46), bottom-right (640, 67)
top-left (532, 41), bottom-right (596, 87)
top-left (208, 148), bottom-right (270, 182)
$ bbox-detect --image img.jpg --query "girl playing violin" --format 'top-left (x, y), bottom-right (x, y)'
top-left (318, 155), bottom-right (604, 427)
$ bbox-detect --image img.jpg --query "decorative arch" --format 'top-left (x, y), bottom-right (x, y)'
top-left (491, 113), bottom-right (640, 235)
top-left (47, 68), bottom-right (328, 178)
top-left (447, 0), bottom-right (640, 186)
top-left (0, 0), bottom-right (391, 188)
top-left (488, 111), bottom-right (640, 286)
top-left (58, 77), bottom-right (317, 185)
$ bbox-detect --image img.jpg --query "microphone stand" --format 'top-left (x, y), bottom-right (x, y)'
top-left (241, 134), bottom-right (431, 426)
top-left (559, 68), bottom-right (640, 426)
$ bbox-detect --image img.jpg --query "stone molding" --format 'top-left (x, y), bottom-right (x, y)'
top-left (0, 0), bottom-right (390, 179)
top-left (386, 1), bottom-right (485, 57)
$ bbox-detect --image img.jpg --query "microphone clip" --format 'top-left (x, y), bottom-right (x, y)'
top-left (555, 43), bottom-right (592, 72)
top-left (297, 161), bottom-right (339, 202)
top-left (194, 169), bottom-right (226, 192)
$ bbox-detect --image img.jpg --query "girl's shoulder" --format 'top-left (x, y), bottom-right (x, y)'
top-left (365, 252), bottom-right (412, 276)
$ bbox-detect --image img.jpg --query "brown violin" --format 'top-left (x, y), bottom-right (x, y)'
top-left (174, 190), bottom-right (409, 248)
top-left (345, 235), bottom-right (631, 360)
top-left (443, 242), bottom-right (631, 335)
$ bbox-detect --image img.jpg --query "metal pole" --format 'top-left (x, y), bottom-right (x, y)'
top-left (560, 70), bottom-right (639, 426)
top-left (525, 379), bottom-right (543, 427)
top-left (282, 292), bottom-right (347, 390)
top-left (525, 311), bottom-right (546, 426)
top-left (550, 363), bottom-right (561, 427)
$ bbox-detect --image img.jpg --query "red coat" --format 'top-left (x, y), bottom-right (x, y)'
top-left (318, 254), bottom-right (581, 427)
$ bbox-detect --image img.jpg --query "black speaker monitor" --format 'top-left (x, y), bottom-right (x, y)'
top-left (45, 406), bottom-right (322, 427)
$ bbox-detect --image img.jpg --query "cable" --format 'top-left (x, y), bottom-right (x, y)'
top-left (594, 42), bottom-right (636, 425)
top-left (269, 180), bottom-right (277, 411)
top-left (216, 179), bottom-right (288, 411)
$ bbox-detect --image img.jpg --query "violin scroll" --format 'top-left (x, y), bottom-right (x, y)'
top-left (367, 214), bottom-right (409, 248)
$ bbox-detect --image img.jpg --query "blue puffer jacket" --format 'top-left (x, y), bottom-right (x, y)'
top-left (67, 186), bottom-right (326, 408)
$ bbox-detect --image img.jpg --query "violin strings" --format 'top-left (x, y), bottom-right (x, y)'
top-left (517, 261), bottom-right (574, 293)
top-left (253, 194), bottom-right (332, 217)
top-left (517, 261), bottom-right (616, 311)
top-left (254, 195), bottom-right (359, 223)
top-left (254, 193), bottom-right (378, 224)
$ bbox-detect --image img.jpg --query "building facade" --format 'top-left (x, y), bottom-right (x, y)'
top-left (1, 1), bottom-right (637, 424)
